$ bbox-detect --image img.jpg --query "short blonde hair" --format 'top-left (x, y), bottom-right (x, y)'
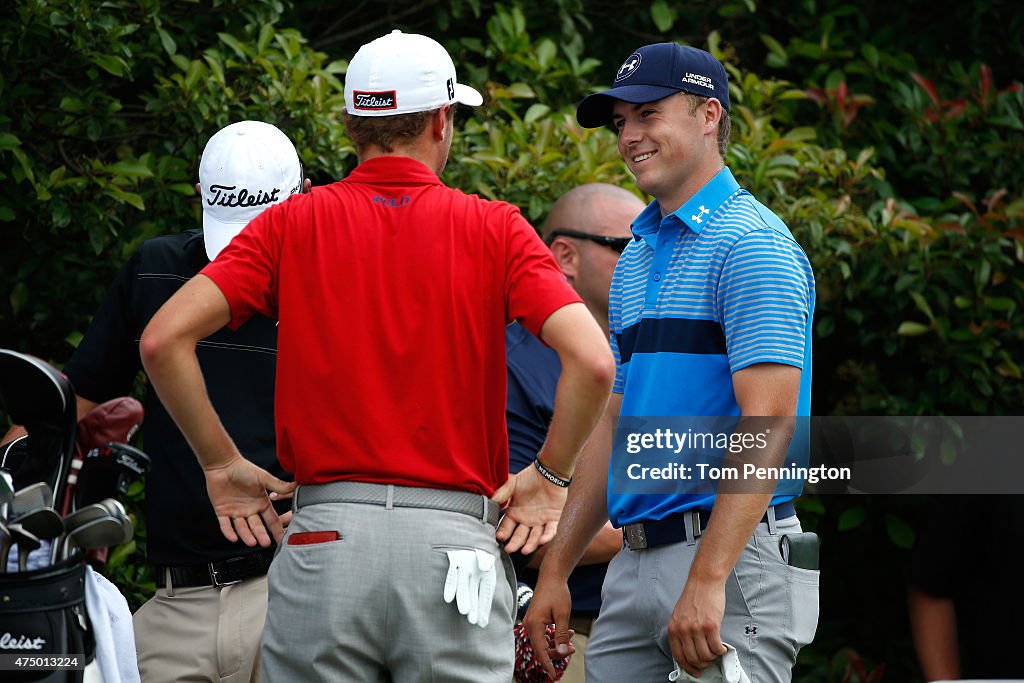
top-left (681, 92), bottom-right (731, 157)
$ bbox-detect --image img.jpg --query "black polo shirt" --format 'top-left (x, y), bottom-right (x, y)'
top-left (64, 229), bottom-right (286, 566)
top-left (909, 495), bottom-right (1024, 679)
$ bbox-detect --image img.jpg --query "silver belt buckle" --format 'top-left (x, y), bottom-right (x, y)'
top-left (209, 561), bottom-right (243, 588)
top-left (624, 523), bottom-right (648, 550)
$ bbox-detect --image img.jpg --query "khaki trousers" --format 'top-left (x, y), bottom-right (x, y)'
top-left (133, 572), bottom-right (268, 683)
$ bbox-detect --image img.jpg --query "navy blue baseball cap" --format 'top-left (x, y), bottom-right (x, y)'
top-left (576, 42), bottom-right (730, 128)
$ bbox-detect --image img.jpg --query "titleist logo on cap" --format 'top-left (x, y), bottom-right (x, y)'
top-left (353, 90), bottom-right (397, 110)
top-left (206, 185), bottom-right (281, 208)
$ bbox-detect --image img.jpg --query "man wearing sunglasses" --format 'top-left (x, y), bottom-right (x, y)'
top-left (542, 186), bottom-right (639, 340)
top-left (506, 182), bottom-right (646, 682)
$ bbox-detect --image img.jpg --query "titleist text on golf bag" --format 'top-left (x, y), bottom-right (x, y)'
top-left (0, 558), bottom-right (94, 682)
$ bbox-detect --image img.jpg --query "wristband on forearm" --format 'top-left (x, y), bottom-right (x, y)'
top-left (534, 457), bottom-right (572, 487)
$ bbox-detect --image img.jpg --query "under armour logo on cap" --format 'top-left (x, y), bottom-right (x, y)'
top-left (615, 52), bottom-right (642, 81)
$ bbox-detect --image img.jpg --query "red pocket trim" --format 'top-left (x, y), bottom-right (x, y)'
top-left (287, 531), bottom-right (341, 545)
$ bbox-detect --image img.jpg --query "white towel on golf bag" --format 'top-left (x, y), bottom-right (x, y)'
top-left (84, 566), bottom-right (141, 683)
top-left (669, 643), bottom-right (751, 683)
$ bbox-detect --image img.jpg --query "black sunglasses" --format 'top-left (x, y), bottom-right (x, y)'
top-left (547, 229), bottom-right (632, 254)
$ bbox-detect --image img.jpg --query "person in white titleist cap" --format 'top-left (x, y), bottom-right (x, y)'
top-left (1, 120), bottom-right (310, 682)
top-left (138, 30), bottom-right (614, 681)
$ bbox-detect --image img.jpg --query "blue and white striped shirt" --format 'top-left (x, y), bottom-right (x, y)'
top-left (608, 167), bottom-right (815, 525)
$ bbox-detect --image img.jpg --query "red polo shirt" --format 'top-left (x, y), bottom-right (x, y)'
top-left (201, 156), bottom-right (580, 495)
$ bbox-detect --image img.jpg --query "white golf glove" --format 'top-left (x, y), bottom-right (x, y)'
top-left (669, 643), bottom-right (750, 683)
top-left (443, 548), bottom-right (497, 628)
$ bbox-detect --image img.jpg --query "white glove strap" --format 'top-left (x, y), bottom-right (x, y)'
top-left (668, 643), bottom-right (750, 683)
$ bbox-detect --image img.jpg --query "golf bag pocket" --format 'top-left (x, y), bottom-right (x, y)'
top-left (0, 558), bottom-right (94, 681)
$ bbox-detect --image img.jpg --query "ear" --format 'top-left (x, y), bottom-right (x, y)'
top-left (302, 179), bottom-right (312, 194)
top-left (432, 105), bottom-right (450, 142)
top-left (548, 238), bottom-right (579, 279)
top-left (704, 98), bottom-right (723, 135)
top-left (195, 183), bottom-right (201, 195)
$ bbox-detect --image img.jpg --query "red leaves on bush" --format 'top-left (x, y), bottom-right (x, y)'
top-left (805, 81), bottom-right (873, 132)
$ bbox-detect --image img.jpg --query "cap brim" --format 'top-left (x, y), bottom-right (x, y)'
top-left (576, 84), bottom-right (683, 128)
top-left (454, 83), bottom-right (483, 107)
top-left (202, 212), bottom-right (247, 261)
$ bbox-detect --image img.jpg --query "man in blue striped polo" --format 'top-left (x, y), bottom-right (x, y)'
top-left (525, 42), bottom-right (818, 682)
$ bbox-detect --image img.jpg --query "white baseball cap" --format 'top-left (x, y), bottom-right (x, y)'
top-left (198, 120), bottom-right (302, 260)
top-left (344, 30), bottom-right (483, 117)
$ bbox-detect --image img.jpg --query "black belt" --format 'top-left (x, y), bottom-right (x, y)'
top-left (622, 501), bottom-right (796, 550)
top-left (156, 548), bottom-right (276, 588)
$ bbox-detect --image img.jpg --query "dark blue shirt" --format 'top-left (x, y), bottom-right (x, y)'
top-left (506, 322), bottom-right (607, 615)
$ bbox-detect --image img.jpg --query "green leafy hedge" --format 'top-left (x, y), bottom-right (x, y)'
top-left (3, 2), bottom-right (1022, 681)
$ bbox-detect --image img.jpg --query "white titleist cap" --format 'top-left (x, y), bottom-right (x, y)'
top-left (198, 120), bottom-right (302, 260)
top-left (344, 30), bottom-right (483, 117)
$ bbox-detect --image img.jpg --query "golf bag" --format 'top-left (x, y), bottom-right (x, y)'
top-left (0, 558), bottom-right (94, 682)
top-left (0, 349), bottom-right (95, 680)
top-left (0, 349), bottom-right (147, 680)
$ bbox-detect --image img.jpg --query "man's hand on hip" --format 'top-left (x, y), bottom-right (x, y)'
top-left (492, 464), bottom-right (567, 554)
top-left (204, 457), bottom-right (297, 547)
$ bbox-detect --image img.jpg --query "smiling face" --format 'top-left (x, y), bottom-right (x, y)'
top-left (611, 92), bottom-right (724, 215)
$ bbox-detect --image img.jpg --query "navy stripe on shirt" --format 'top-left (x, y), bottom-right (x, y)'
top-left (615, 317), bottom-right (727, 364)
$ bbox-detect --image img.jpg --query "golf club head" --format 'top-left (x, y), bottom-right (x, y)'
top-left (82, 497), bottom-right (133, 567)
top-left (62, 515), bottom-right (132, 560)
top-left (63, 500), bottom-right (115, 530)
top-left (11, 505), bottom-right (63, 540)
top-left (59, 501), bottom-right (115, 559)
top-left (94, 497), bottom-right (129, 521)
top-left (7, 523), bottom-right (41, 573)
top-left (7, 507), bottom-right (60, 572)
top-left (75, 442), bottom-right (151, 509)
top-left (10, 481), bottom-right (53, 517)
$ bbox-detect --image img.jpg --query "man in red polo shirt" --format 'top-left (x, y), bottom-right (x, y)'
top-left (140, 29), bottom-right (614, 681)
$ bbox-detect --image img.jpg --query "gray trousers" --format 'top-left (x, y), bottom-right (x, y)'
top-left (261, 494), bottom-right (516, 682)
top-left (586, 515), bottom-right (818, 683)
